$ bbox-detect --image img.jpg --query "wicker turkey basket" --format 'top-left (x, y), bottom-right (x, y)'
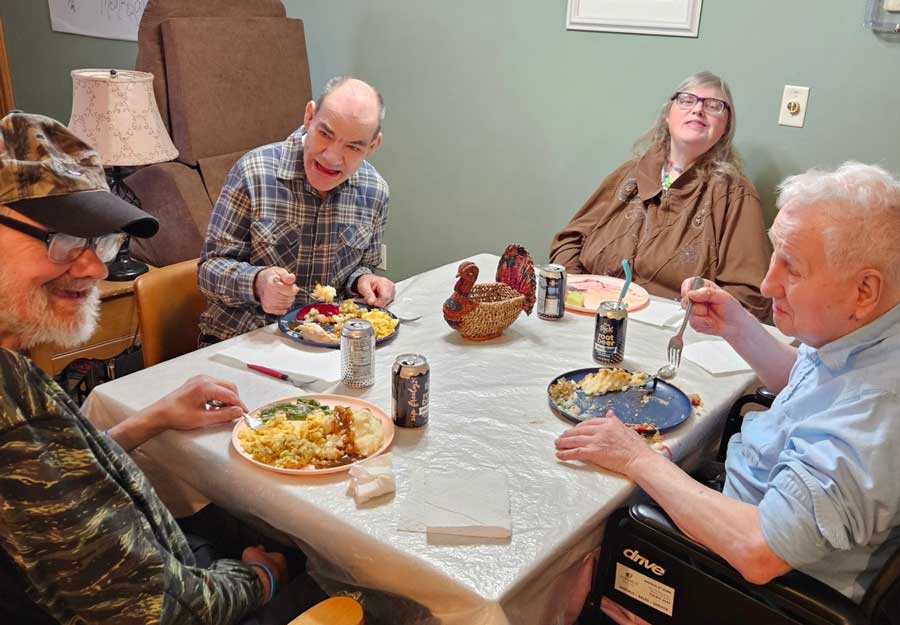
top-left (456, 283), bottom-right (525, 341)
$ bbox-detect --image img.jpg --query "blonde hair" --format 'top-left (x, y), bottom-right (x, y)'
top-left (633, 71), bottom-right (743, 180)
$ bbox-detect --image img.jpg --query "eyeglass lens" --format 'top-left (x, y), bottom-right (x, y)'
top-left (676, 92), bottom-right (727, 114)
top-left (48, 233), bottom-right (126, 263)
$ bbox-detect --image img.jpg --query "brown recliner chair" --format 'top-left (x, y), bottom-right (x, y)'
top-left (127, 0), bottom-right (312, 268)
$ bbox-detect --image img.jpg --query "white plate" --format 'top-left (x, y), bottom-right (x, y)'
top-left (231, 393), bottom-right (395, 475)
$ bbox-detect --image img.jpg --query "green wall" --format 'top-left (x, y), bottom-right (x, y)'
top-left (3, 0), bottom-right (899, 281)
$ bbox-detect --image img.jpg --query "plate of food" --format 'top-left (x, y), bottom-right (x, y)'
top-left (565, 275), bottom-right (650, 314)
top-left (231, 394), bottom-right (395, 475)
top-left (278, 298), bottom-right (400, 348)
top-left (547, 367), bottom-right (692, 432)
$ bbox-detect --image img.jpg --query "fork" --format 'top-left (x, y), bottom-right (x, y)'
top-left (667, 276), bottom-right (705, 369)
top-left (207, 399), bottom-right (264, 430)
top-left (391, 311), bottom-right (423, 323)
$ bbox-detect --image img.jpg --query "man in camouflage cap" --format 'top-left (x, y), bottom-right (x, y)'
top-left (0, 113), bottom-right (311, 624)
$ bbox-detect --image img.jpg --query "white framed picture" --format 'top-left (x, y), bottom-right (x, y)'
top-left (566, 0), bottom-right (703, 38)
top-left (48, 0), bottom-right (148, 42)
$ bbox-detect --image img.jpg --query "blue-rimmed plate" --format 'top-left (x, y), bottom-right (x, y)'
top-left (548, 367), bottom-right (692, 432)
top-left (278, 302), bottom-right (399, 349)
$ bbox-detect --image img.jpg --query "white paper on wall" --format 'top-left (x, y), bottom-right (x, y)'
top-left (48, 0), bottom-right (147, 42)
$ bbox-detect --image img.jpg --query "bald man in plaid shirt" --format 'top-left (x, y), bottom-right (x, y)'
top-left (198, 77), bottom-right (395, 343)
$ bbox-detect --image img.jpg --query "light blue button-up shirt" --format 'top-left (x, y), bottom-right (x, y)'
top-left (723, 302), bottom-right (900, 601)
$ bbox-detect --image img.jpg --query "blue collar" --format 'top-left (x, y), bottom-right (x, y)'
top-left (805, 300), bottom-right (900, 371)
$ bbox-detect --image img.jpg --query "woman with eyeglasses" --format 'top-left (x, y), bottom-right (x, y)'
top-left (550, 71), bottom-right (771, 320)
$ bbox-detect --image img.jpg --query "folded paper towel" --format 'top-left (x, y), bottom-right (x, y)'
top-left (684, 340), bottom-right (752, 375)
top-left (347, 453), bottom-right (395, 505)
top-left (217, 342), bottom-right (341, 383)
top-left (629, 299), bottom-right (683, 328)
top-left (424, 469), bottom-right (511, 538)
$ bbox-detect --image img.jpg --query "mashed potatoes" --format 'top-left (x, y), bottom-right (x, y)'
top-left (238, 404), bottom-right (384, 470)
top-left (312, 283), bottom-right (337, 304)
top-left (578, 369), bottom-right (648, 395)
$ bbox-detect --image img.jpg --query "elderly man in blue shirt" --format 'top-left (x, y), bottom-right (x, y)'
top-left (556, 162), bottom-right (900, 621)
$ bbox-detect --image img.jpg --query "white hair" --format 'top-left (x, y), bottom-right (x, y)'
top-left (0, 204), bottom-right (101, 348)
top-left (776, 162), bottom-right (900, 285)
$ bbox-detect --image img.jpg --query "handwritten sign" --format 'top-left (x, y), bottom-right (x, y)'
top-left (48, 0), bottom-right (148, 42)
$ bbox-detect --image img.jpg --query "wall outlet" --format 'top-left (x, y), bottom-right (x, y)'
top-left (778, 85), bottom-right (810, 128)
top-left (377, 243), bottom-right (387, 271)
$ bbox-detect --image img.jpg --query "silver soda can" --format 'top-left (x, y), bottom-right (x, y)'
top-left (340, 319), bottom-right (375, 387)
top-left (537, 263), bottom-right (567, 320)
top-left (392, 354), bottom-right (430, 428)
top-left (593, 301), bottom-right (627, 365)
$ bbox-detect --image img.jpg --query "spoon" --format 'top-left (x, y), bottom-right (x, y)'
top-left (657, 364), bottom-right (676, 379)
top-left (639, 364), bottom-right (676, 395)
top-left (616, 259), bottom-right (632, 309)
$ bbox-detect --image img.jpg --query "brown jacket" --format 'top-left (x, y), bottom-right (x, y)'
top-left (550, 144), bottom-right (772, 320)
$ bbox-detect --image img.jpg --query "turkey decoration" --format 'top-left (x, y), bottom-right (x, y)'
top-left (442, 244), bottom-right (536, 341)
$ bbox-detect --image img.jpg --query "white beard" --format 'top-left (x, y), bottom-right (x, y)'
top-left (0, 268), bottom-right (100, 350)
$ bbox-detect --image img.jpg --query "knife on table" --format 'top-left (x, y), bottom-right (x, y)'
top-left (246, 363), bottom-right (317, 387)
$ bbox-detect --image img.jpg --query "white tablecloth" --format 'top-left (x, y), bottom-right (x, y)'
top-left (83, 254), bottom-right (785, 625)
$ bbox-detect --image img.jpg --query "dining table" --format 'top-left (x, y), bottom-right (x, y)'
top-left (83, 253), bottom-right (788, 625)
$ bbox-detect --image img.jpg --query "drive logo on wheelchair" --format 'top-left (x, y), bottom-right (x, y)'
top-left (622, 548), bottom-right (666, 576)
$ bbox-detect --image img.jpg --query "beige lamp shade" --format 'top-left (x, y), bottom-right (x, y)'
top-left (68, 69), bottom-right (178, 167)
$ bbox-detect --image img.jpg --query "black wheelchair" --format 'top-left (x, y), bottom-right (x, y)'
top-left (579, 388), bottom-right (900, 625)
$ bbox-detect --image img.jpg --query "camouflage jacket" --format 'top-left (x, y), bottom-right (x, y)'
top-left (0, 349), bottom-right (264, 624)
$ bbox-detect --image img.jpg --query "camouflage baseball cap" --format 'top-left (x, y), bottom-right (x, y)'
top-left (0, 111), bottom-right (158, 238)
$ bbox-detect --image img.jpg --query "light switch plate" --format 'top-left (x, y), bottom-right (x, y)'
top-left (778, 85), bottom-right (810, 128)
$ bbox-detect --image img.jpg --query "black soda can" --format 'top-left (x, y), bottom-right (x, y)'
top-left (537, 263), bottom-right (567, 320)
top-left (593, 301), bottom-right (627, 365)
top-left (392, 353), bottom-right (430, 428)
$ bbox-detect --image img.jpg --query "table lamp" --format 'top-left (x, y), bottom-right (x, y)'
top-left (68, 68), bottom-right (177, 281)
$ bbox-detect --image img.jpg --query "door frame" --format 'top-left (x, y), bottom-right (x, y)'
top-left (0, 17), bottom-right (15, 116)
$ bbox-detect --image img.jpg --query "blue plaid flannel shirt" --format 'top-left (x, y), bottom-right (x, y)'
top-left (198, 127), bottom-right (389, 340)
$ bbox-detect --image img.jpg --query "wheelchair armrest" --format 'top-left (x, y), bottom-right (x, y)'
top-left (716, 386), bottom-right (776, 462)
top-left (626, 504), bottom-right (867, 625)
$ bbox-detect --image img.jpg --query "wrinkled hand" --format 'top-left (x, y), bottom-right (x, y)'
top-left (243, 546), bottom-right (288, 604)
top-left (356, 274), bottom-right (396, 307)
top-left (554, 410), bottom-right (652, 476)
top-left (255, 267), bottom-right (300, 315)
top-left (678, 278), bottom-right (747, 341)
top-left (151, 375), bottom-right (248, 432)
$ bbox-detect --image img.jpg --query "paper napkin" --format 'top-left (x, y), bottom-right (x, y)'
top-left (629, 299), bottom-right (684, 328)
top-left (397, 472), bottom-right (427, 534)
top-left (683, 340), bottom-right (752, 375)
top-left (347, 453), bottom-right (395, 505)
top-left (424, 469), bottom-right (512, 539)
top-left (217, 342), bottom-right (341, 383)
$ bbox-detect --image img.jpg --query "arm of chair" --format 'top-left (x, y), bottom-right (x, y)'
top-left (625, 503), bottom-right (867, 625)
top-left (126, 162), bottom-right (213, 268)
top-left (288, 596), bottom-right (363, 625)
